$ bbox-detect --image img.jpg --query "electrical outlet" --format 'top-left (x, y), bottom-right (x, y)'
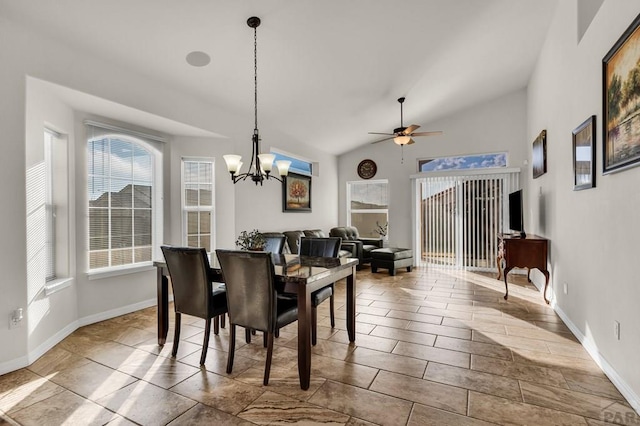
top-left (614, 320), bottom-right (620, 340)
top-left (563, 282), bottom-right (568, 295)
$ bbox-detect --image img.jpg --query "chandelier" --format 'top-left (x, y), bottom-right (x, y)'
top-left (223, 16), bottom-right (290, 185)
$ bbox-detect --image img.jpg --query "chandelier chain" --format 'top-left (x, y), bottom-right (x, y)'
top-left (254, 25), bottom-right (258, 131)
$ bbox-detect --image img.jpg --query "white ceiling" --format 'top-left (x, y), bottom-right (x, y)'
top-left (1, 0), bottom-right (558, 155)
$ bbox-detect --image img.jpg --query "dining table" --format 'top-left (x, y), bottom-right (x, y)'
top-left (153, 253), bottom-right (359, 390)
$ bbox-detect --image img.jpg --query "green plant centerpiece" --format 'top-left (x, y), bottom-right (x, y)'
top-left (235, 229), bottom-right (267, 251)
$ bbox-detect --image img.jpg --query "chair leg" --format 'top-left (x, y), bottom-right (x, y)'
top-left (330, 293), bottom-right (335, 328)
top-left (311, 307), bottom-right (317, 346)
top-left (245, 328), bottom-right (252, 344)
top-left (214, 316), bottom-right (220, 335)
top-left (263, 331), bottom-right (267, 348)
top-left (200, 318), bottom-right (211, 365)
top-left (220, 314), bottom-right (226, 328)
top-left (264, 332), bottom-right (274, 385)
top-left (227, 324), bottom-right (236, 374)
top-left (171, 312), bottom-right (181, 357)
top-left (275, 328), bottom-right (280, 338)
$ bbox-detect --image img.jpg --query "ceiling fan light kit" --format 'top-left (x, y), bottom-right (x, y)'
top-left (369, 97), bottom-right (442, 146)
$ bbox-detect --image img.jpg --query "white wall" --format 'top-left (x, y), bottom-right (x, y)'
top-left (0, 16), bottom-right (247, 369)
top-left (231, 125), bottom-right (339, 237)
top-left (527, 0), bottom-right (640, 409)
top-left (338, 89), bottom-right (528, 249)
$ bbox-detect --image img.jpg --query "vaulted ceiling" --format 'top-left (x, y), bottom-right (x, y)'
top-left (1, 0), bottom-right (558, 155)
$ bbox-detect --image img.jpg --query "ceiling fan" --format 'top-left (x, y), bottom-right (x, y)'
top-left (369, 97), bottom-right (442, 145)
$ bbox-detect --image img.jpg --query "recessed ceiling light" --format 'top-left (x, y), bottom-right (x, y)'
top-left (186, 51), bottom-right (211, 67)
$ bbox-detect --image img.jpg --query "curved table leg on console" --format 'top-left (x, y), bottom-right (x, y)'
top-left (542, 270), bottom-right (550, 304)
top-left (502, 267), bottom-right (513, 300)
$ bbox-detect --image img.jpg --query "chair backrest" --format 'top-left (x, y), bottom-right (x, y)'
top-left (283, 230), bottom-right (305, 254)
top-left (303, 229), bottom-right (325, 238)
top-left (330, 226), bottom-right (360, 241)
top-left (215, 249), bottom-right (276, 332)
top-left (161, 246), bottom-right (212, 318)
top-left (299, 237), bottom-right (342, 258)
top-left (262, 233), bottom-right (287, 254)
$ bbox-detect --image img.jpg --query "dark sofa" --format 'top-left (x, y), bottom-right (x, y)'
top-left (329, 226), bottom-right (383, 270)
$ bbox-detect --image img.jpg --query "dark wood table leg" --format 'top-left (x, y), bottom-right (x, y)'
top-left (157, 267), bottom-right (169, 346)
top-left (496, 254), bottom-right (503, 280)
top-left (542, 270), bottom-right (550, 304)
top-left (346, 267), bottom-right (356, 342)
top-left (502, 266), bottom-right (513, 300)
top-left (297, 285), bottom-right (312, 390)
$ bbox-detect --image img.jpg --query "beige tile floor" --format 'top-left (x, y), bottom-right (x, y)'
top-left (1, 267), bottom-right (639, 425)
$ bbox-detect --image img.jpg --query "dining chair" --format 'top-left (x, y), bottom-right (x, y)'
top-left (160, 246), bottom-right (228, 365)
top-left (261, 233), bottom-right (287, 254)
top-left (297, 236), bottom-right (341, 345)
top-left (215, 249), bottom-right (298, 385)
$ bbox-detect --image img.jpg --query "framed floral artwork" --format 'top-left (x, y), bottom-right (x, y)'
top-left (282, 172), bottom-right (311, 212)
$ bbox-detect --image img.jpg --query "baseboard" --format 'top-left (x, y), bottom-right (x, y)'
top-left (0, 297), bottom-right (157, 376)
top-left (77, 298), bottom-right (157, 327)
top-left (553, 303), bottom-right (640, 414)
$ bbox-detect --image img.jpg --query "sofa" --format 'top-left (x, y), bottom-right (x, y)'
top-left (261, 229), bottom-right (353, 258)
top-left (329, 226), bottom-right (383, 270)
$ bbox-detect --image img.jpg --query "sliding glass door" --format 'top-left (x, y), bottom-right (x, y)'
top-left (413, 169), bottom-right (520, 271)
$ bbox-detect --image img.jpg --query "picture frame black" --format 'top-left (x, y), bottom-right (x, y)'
top-left (532, 130), bottom-right (547, 179)
top-left (572, 115), bottom-right (596, 191)
top-left (603, 13), bottom-right (640, 174)
top-left (282, 172), bottom-right (311, 212)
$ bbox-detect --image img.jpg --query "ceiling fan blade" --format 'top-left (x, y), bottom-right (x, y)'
top-left (368, 132), bottom-right (395, 136)
top-left (403, 124), bottom-right (420, 134)
top-left (407, 138), bottom-right (416, 145)
top-left (371, 136), bottom-right (395, 144)
top-left (410, 131), bottom-right (443, 137)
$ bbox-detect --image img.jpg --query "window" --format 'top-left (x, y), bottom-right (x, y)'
top-left (44, 129), bottom-right (57, 281)
top-left (182, 158), bottom-right (214, 251)
top-left (272, 151), bottom-right (313, 176)
top-left (418, 152), bottom-right (507, 172)
top-left (347, 180), bottom-right (389, 238)
top-left (88, 133), bottom-right (156, 270)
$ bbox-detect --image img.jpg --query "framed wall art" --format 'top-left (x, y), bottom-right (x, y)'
top-left (603, 13), bottom-right (640, 174)
top-left (282, 172), bottom-right (311, 212)
top-left (572, 115), bottom-right (596, 190)
top-left (532, 130), bottom-right (547, 179)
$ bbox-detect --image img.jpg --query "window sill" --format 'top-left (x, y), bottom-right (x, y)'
top-left (45, 277), bottom-right (74, 296)
top-left (87, 263), bottom-right (155, 281)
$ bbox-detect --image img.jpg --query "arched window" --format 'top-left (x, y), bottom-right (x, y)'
top-left (88, 133), bottom-right (156, 270)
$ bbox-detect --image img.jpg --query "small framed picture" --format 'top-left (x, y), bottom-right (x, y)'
top-left (573, 116), bottom-right (596, 190)
top-left (282, 172), bottom-right (311, 212)
top-left (532, 130), bottom-right (547, 179)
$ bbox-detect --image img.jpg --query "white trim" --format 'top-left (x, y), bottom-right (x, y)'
top-left (410, 167), bottom-right (521, 180)
top-left (77, 298), bottom-right (157, 327)
top-left (44, 277), bottom-right (74, 296)
top-left (0, 297), bottom-right (158, 375)
top-left (87, 263), bottom-right (155, 280)
top-left (553, 303), bottom-right (640, 415)
top-left (84, 120), bottom-right (167, 142)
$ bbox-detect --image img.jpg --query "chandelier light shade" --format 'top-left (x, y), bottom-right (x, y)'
top-left (223, 16), bottom-right (290, 185)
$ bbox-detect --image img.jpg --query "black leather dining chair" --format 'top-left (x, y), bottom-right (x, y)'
top-left (215, 249), bottom-right (298, 385)
top-left (261, 233), bottom-right (287, 254)
top-left (160, 246), bottom-right (228, 365)
top-left (297, 236), bottom-right (341, 345)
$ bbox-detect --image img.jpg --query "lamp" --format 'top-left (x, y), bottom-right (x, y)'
top-left (394, 135), bottom-right (411, 145)
top-left (223, 16), bottom-right (291, 185)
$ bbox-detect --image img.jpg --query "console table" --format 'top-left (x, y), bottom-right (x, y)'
top-left (496, 233), bottom-right (550, 303)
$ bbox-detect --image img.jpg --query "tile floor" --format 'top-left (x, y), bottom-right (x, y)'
top-left (1, 267), bottom-right (639, 425)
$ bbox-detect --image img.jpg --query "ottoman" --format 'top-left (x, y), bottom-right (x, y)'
top-left (371, 248), bottom-right (413, 276)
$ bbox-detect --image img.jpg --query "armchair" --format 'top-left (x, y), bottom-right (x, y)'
top-left (329, 226), bottom-right (383, 269)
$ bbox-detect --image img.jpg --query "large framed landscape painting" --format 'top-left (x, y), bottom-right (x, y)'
top-left (603, 13), bottom-right (640, 174)
top-left (283, 172), bottom-right (311, 212)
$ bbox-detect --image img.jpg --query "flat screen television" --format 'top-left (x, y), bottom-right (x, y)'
top-left (508, 189), bottom-right (526, 238)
